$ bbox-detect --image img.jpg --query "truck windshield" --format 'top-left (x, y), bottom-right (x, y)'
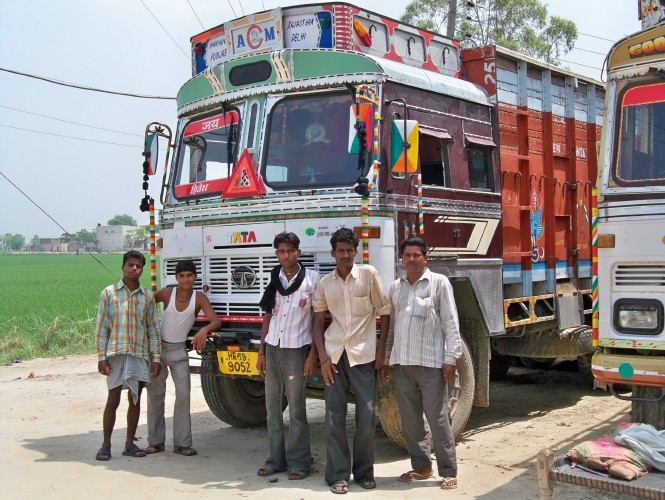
top-left (614, 82), bottom-right (665, 186)
top-left (262, 92), bottom-right (370, 189)
top-left (173, 109), bottom-right (239, 199)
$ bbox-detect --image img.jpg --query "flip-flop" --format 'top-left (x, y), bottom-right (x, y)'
top-left (330, 481), bottom-right (349, 494)
top-left (122, 443), bottom-right (146, 457)
top-left (441, 477), bottom-right (458, 489)
top-left (95, 446), bottom-right (111, 461)
top-left (354, 477), bottom-right (376, 489)
top-left (398, 469), bottom-right (433, 482)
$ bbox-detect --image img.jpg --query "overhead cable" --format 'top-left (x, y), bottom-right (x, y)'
top-left (0, 67), bottom-right (176, 100)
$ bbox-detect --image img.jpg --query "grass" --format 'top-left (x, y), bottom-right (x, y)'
top-left (0, 253), bottom-right (159, 365)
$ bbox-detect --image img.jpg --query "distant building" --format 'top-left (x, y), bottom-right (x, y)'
top-left (96, 225), bottom-right (136, 252)
top-left (39, 238), bottom-right (69, 252)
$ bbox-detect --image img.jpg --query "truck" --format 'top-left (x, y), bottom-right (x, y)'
top-left (143, 2), bottom-right (605, 446)
top-left (592, 2), bottom-right (665, 428)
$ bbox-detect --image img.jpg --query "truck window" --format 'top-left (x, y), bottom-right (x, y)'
top-left (467, 146), bottom-right (493, 191)
top-left (262, 92), bottom-right (370, 189)
top-left (173, 110), bottom-right (239, 198)
top-left (614, 82), bottom-right (665, 185)
top-left (419, 128), bottom-right (451, 187)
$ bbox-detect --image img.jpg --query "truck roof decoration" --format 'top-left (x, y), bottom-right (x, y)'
top-left (189, 3), bottom-right (460, 78)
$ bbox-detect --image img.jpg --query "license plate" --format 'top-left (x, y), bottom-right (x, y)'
top-left (217, 350), bottom-right (259, 376)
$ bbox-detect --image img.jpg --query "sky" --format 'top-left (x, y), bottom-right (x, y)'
top-left (0, 0), bottom-right (640, 239)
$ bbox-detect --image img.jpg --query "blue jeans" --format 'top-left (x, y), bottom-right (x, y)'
top-left (324, 351), bottom-right (376, 485)
top-left (264, 343), bottom-right (311, 472)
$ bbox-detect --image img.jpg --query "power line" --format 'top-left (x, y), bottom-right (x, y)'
top-left (0, 104), bottom-right (143, 137)
top-left (138, 0), bottom-right (190, 60)
top-left (0, 67), bottom-right (175, 100)
top-left (571, 46), bottom-right (607, 56)
top-left (0, 124), bottom-right (142, 148)
top-left (578, 31), bottom-right (615, 43)
top-left (226, 0), bottom-right (237, 18)
top-left (238, 0), bottom-right (244, 16)
top-left (0, 169), bottom-right (119, 280)
top-left (186, 0), bottom-right (205, 29)
top-left (559, 59), bottom-right (602, 71)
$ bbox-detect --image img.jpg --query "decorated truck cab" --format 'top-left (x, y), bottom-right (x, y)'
top-left (144, 2), bottom-right (604, 444)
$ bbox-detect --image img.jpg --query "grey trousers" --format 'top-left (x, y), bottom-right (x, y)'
top-left (324, 352), bottom-right (376, 485)
top-left (393, 364), bottom-right (457, 478)
top-left (264, 343), bottom-right (311, 472)
top-left (146, 342), bottom-right (193, 448)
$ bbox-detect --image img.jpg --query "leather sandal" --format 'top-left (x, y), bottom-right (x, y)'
top-left (173, 446), bottom-right (197, 456)
top-left (145, 443), bottom-right (165, 454)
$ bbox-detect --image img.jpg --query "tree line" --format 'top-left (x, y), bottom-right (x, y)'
top-left (1, 214), bottom-right (150, 252)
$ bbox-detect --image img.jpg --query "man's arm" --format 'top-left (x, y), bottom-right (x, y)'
top-left (145, 294), bottom-right (161, 371)
top-left (438, 277), bottom-right (462, 380)
top-left (153, 287), bottom-right (169, 305)
top-left (95, 289), bottom-right (111, 375)
top-left (375, 313), bottom-right (390, 370)
top-left (192, 292), bottom-right (221, 351)
top-left (313, 310), bottom-right (336, 385)
top-left (256, 312), bottom-right (272, 376)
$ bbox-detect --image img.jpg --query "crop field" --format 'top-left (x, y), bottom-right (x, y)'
top-left (0, 253), bottom-right (159, 365)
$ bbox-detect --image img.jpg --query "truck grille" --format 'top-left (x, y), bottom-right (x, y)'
top-left (205, 254), bottom-right (336, 317)
top-left (614, 264), bottom-right (665, 287)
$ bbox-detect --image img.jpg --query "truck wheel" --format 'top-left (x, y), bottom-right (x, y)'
top-left (631, 386), bottom-right (665, 429)
top-left (377, 338), bottom-right (475, 449)
top-left (200, 355), bottom-right (268, 428)
top-left (576, 354), bottom-right (594, 387)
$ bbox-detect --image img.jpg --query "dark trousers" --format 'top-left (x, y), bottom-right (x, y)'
top-left (324, 351), bottom-right (376, 485)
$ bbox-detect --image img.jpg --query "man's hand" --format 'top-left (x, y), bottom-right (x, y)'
top-left (257, 354), bottom-right (266, 376)
top-left (379, 365), bottom-right (392, 381)
top-left (151, 361), bottom-right (161, 378)
top-left (98, 360), bottom-right (111, 376)
top-left (192, 330), bottom-right (209, 351)
top-left (442, 363), bottom-right (456, 381)
top-left (320, 358), bottom-right (337, 386)
top-left (304, 353), bottom-right (317, 379)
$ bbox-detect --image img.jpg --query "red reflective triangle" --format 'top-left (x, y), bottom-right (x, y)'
top-left (223, 149), bottom-right (266, 199)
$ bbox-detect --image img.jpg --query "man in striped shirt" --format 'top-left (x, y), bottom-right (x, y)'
top-left (380, 237), bottom-right (463, 490)
top-left (256, 232), bottom-right (320, 480)
top-left (95, 250), bottom-right (161, 461)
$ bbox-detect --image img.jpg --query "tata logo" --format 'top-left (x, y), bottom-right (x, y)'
top-left (231, 265), bottom-right (257, 289)
top-left (232, 231), bottom-right (257, 243)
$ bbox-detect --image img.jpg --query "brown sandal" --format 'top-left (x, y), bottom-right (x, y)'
top-left (145, 443), bottom-right (165, 454)
top-left (173, 446), bottom-right (197, 456)
top-left (398, 469), bottom-right (433, 482)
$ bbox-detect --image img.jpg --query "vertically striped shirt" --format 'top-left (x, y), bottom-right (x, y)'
top-left (386, 268), bottom-right (462, 368)
top-left (264, 267), bottom-right (321, 348)
top-left (313, 264), bottom-right (390, 366)
top-left (95, 280), bottom-right (160, 362)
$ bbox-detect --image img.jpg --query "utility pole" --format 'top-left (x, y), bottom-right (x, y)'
top-left (447, 0), bottom-right (458, 38)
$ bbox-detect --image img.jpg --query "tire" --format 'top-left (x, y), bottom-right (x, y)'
top-left (631, 386), bottom-right (665, 429)
top-left (576, 353), bottom-right (595, 387)
top-left (377, 338), bottom-right (475, 449)
top-left (200, 355), bottom-right (269, 428)
top-left (519, 357), bottom-right (556, 370)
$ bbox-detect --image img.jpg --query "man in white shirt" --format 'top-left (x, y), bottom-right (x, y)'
top-left (381, 237), bottom-right (463, 490)
top-left (313, 228), bottom-right (390, 494)
top-left (256, 232), bottom-right (320, 480)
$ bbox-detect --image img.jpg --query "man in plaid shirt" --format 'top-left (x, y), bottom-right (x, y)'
top-left (94, 250), bottom-right (161, 461)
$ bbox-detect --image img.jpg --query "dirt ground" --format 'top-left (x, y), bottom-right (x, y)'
top-left (1, 355), bottom-right (641, 499)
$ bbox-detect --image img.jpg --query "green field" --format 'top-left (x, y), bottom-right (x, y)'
top-left (0, 253), bottom-right (159, 365)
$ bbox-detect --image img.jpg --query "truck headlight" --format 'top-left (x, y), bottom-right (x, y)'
top-left (613, 299), bottom-right (663, 335)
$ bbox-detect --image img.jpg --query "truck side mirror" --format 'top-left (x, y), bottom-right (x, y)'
top-left (390, 116), bottom-right (419, 176)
